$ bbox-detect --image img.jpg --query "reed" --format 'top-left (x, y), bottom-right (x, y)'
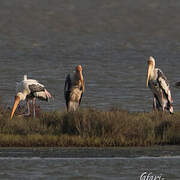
top-left (0, 106), bottom-right (179, 147)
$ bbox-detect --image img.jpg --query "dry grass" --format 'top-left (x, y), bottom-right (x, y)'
top-left (0, 106), bottom-right (179, 147)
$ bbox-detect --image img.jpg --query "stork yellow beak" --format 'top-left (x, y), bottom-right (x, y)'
top-left (79, 71), bottom-right (85, 92)
top-left (81, 80), bottom-right (85, 92)
top-left (146, 64), bottom-right (152, 87)
top-left (10, 96), bottom-right (20, 119)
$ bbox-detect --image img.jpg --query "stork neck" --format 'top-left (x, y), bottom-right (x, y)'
top-left (150, 68), bottom-right (157, 81)
top-left (79, 71), bottom-right (83, 81)
top-left (74, 71), bottom-right (81, 80)
top-left (17, 91), bottom-right (28, 101)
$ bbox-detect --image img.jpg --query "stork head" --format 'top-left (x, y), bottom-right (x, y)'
top-left (148, 56), bottom-right (155, 67)
top-left (10, 92), bottom-right (25, 120)
top-left (146, 56), bottom-right (155, 87)
top-left (76, 65), bottom-right (82, 72)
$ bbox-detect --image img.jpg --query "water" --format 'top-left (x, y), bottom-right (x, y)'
top-left (0, 0), bottom-right (180, 112)
top-left (0, 146), bottom-right (179, 179)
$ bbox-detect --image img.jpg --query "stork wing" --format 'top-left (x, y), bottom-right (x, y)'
top-left (64, 74), bottom-right (72, 103)
top-left (79, 92), bottom-right (83, 105)
top-left (28, 84), bottom-right (45, 93)
top-left (157, 69), bottom-right (172, 103)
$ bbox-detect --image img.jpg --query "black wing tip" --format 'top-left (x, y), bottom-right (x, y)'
top-left (64, 74), bottom-right (71, 101)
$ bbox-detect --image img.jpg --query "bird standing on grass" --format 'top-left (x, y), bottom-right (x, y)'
top-left (10, 75), bottom-right (52, 119)
top-left (146, 56), bottom-right (173, 114)
top-left (64, 65), bottom-right (85, 112)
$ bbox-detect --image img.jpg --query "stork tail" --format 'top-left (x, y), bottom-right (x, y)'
top-left (24, 75), bottom-right (27, 80)
top-left (45, 89), bottom-right (52, 99)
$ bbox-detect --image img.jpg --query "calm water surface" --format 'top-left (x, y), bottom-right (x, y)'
top-left (0, 0), bottom-right (180, 111)
top-left (0, 146), bottom-right (179, 180)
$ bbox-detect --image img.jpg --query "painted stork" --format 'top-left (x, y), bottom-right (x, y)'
top-left (64, 65), bottom-right (85, 112)
top-left (146, 56), bottom-right (173, 114)
top-left (10, 75), bottom-right (52, 119)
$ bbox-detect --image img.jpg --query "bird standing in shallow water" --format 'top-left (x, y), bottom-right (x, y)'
top-left (146, 56), bottom-right (173, 114)
top-left (64, 65), bottom-right (85, 112)
top-left (10, 75), bottom-right (52, 119)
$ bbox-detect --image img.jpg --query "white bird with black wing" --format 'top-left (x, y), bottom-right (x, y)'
top-left (10, 75), bottom-right (52, 119)
top-left (64, 65), bottom-right (85, 112)
top-left (146, 56), bottom-right (173, 114)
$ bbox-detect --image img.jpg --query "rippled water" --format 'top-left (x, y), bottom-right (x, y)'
top-left (0, 0), bottom-right (180, 111)
top-left (0, 146), bottom-right (180, 180)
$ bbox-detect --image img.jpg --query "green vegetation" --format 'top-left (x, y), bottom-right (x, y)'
top-left (0, 106), bottom-right (179, 147)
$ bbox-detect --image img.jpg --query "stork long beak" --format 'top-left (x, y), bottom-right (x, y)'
top-left (146, 64), bottom-right (152, 87)
top-left (79, 71), bottom-right (84, 92)
top-left (10, 96), bottom-right (20, 119)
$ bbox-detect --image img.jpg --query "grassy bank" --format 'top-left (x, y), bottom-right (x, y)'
top-left (0, 107), bottom-right (180, 147)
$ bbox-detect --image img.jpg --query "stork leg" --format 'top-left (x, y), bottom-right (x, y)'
top-left (161, 91), bottom-right (165, 112)
top-left (67, 101), bottom-right (71, 112)
top-left (24, 99), bottom-right (31, 117)
top-left (32, 97), bottom-right (36, 118)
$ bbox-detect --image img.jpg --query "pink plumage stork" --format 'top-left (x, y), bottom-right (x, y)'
top-left (146, 56), bottom-right (173, 114)
top-left (10, 75), bottom-right (52, 119)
